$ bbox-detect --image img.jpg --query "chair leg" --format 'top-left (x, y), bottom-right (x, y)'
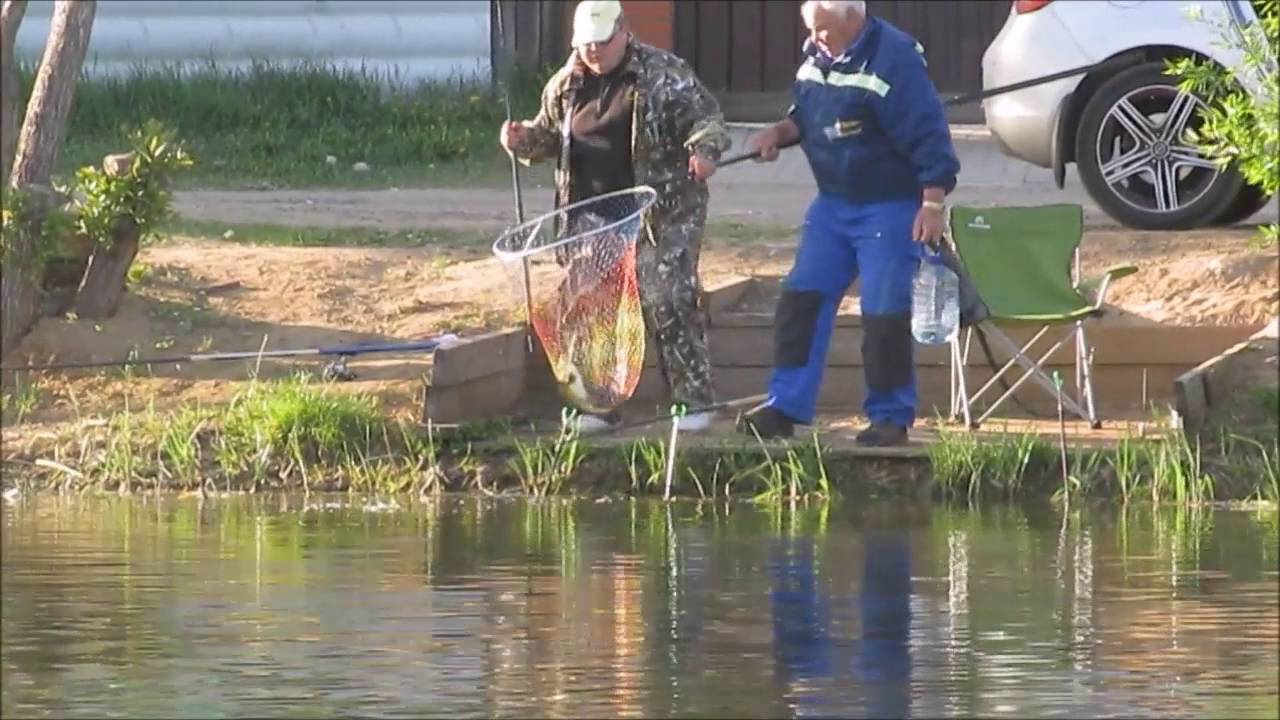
top-left (950, 333), bottom-right (958, 418)
top-left (1077, 324), bottom-right (1101, 429)
top-left (976, 327), bottom-right (1094, 426)
top-left (951, 332), bottom-right (974, 429)
top-left (1074, 322), bottom-right (1085, 408)
top-left (965, 325), bottom-right (1053, 411)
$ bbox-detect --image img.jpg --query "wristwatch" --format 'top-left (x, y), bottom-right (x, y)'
top-left (922, 200), bottom-right (945, 212)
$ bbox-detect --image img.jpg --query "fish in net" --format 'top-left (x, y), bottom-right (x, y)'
top-left (492, 186), bottom-right (657, 415)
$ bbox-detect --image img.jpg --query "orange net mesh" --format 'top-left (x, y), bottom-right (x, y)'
top-left (493, 187), bottom-right (656, 414)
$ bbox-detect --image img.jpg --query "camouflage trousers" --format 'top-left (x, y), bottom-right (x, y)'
top-left (637, 202), bottom-right (716, 409)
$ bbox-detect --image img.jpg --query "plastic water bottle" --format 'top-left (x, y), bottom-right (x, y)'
top-left (911, 250), bottom-right (960, 345)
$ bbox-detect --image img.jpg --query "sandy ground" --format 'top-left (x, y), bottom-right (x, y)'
top-left (1, 212), bottom-right (1275, 437)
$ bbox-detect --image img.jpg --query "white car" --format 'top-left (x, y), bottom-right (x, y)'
top-left (982, 0), bottom-right (1273, 230)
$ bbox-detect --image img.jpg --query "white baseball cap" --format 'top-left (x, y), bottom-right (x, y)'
top-left (571, 0), bottom-right (623, 47)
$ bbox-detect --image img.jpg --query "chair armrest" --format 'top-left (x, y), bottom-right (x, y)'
top-left (1079, 263), bottom-right (1138, 307)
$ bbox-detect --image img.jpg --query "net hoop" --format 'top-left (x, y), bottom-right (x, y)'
top-left (492, 185), bottom-right (658, 261)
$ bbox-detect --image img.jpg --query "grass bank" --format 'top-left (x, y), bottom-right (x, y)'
top-left (24, 60), bottom-right (550, 190)
top-left (159, 218), bottom-right (494, 250)
top-left (3, 375), bottom-right (1275, 505)
top-left (152, 217), bottom-right (795, 251)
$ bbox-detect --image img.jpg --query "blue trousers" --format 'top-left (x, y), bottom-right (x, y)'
top-left (768, 194), bottom-right (921, 427)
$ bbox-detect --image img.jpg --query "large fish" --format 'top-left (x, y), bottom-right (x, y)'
top-left (534, 216), bottom-right (645, 415)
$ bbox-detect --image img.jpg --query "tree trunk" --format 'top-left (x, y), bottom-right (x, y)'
top-left (74, 216), bottom-right (140, 319)
top-left (71, 150), bottom-right (138, 318)
top-left (9, 0), bottom-right (94, 188)
top-left (1, 0), bottom-right (29, 184)
top-left (1, 0), bottom-right (95, 356)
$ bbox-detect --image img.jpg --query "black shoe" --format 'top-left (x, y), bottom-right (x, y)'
top-left (737, 405), bottom-right (796, 439)
top-left (856, 421), bottom-right (908, 447)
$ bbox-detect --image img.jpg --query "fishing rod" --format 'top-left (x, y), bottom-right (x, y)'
top-left (656, 59), bottom-right (1109, 177)
top-left (588, 393), bottom-right (771, 436)
top-left (494, 1), bottom-right (536, 356)
top-left (0, 334), bottom-right (461, 379)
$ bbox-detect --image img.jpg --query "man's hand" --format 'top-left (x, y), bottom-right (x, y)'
top-left (912, 204), bottom-right (946, 245)
top-left (746, 118), bottom-right (800, 163)
top-left (688, 153), bottom-right (717, 182)
top-left (499, 120), bottom-right (527, 154)
top-left (747, 127), bottom-right (781, 162)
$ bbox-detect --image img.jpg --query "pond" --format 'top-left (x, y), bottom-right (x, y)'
top-left (2, 495), bottom-right (1277, 719)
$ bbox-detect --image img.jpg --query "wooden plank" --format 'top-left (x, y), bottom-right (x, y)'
top-left (867, 0), bottom-right (1008, 96)
top-left (697, 1), bottom-right (733, 92)
top-left (1174, 369), bottom-right (1208, 433)
top-left (617, 365), bottom-right (1188, 419)
top-left (425, 369), bottom-right (527, 424)
top-left (703, 275), bottom-right (755, 321)
top-left (673, 0), bottom-right (699, 64)
top-left (704, 323), bottom-right (1261, 367)
top-left (429, 329), bottom-right (528, 387)
top-left (729, 1), bottom-right (764, 93)
top-left (762, 1), bottom-right (801, 91)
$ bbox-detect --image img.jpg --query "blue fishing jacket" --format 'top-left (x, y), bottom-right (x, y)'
top-left (789, 16), bottom-right (960, 204)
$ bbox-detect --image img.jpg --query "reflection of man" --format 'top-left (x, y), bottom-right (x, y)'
top-left (738, 0), bottom-right (960, 447)
top-left (767, 528), bottom-right (913, 717)
top-left (855, 528), bottom-right (914, 719)
top-left (500, 0), bottom-right (731, 433)
top-left (768, 539), bottom-right (835, 684)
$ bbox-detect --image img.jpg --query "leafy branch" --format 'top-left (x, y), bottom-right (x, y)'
top-left (1167, 0), bottom-right (1279, 246)
top-left (69, 119), bottom-right (194, 247)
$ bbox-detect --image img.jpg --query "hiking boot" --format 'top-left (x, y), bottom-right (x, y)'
top-left (856, 421), bottom-right (908, 447)
top-left (737, 405), bottom-right (796, 439)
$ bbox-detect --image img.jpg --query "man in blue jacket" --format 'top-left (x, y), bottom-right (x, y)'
top-left (738, 0), bottom-right (960, 447)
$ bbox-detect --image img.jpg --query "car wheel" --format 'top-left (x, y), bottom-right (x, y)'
top-left (1076, 62), bottom-right (1243, 230)
top-left (1213, 184), bottom-right (1274, 226)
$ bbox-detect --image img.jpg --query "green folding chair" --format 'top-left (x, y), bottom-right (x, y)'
top-left (945, 204), bottom-right (1137, 429)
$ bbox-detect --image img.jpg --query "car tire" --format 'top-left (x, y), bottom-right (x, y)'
top-left (1212, 184), bottom-right (1274, 226)
top-left (1076, 62), bottom-right (1244, 231)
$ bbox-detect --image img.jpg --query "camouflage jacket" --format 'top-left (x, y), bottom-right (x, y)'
top-left (511, 37), bottom-right (731, 232)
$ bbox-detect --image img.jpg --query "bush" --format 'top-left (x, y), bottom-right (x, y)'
top-left (1169, 0), bottom-right (1279, 245)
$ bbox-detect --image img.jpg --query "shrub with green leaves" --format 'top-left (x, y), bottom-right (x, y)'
top-left (70, 119), bottom-right (194, 247)
top-left (1169, 0), bottom-right (1279, 245)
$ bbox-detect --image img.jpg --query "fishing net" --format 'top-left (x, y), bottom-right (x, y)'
top-left (493, 186), bottom-right (657, 415)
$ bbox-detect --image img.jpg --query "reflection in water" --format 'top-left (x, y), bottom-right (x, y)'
top-left (1, 496), bottom-right (1277, 719)
top-left (857, 528), bottom-right (913, 719)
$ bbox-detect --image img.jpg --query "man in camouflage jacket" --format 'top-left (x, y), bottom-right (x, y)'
top-left (500, 0), bottom-right (731, 432)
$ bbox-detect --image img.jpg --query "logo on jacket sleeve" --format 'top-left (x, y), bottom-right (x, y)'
top-left (823, 119), bottom-right (864, 140)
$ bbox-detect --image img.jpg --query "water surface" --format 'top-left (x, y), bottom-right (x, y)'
top-left (3, 495), bottom-right (1277, 719)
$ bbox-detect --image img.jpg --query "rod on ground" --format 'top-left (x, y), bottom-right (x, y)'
top-left (494, 2), bottom-right (535, 355)
top-left (0, 335), bottom-right (459, 373)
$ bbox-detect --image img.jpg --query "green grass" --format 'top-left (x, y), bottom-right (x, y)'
top-left (158, 217), bottom-right (492, 250)
top-left (25, 59), bottom-right (551, 190)
top-left (1, 379), bottom-right (42, 425)
top-left (926, 407), bottom-right (1277, 506)
top-left (151, 217), bottom-right (796, 254)
top-left (704, 220), bottom-right (800, 245)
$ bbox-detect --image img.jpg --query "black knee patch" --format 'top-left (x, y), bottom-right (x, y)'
top-left (863, 313), bottom-right (913, 391)
top-left (775, 290), bottom-right (824, 368)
